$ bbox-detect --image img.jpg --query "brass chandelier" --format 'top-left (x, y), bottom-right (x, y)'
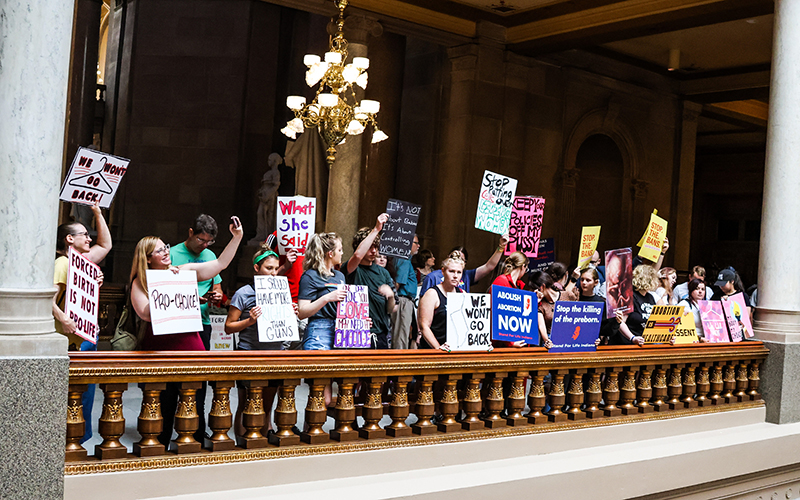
top-left (281, 0), bottom-right (387, 168)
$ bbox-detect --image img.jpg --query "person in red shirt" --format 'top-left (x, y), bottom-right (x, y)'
top-left (266, 231), bottom-right (303, 347)
top-left (491, 252), bottom-right (530, 348)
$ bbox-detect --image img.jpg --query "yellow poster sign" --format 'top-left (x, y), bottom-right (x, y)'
top-left (643, 305), bottom-right (698, 344)
top-left (638, 212), bottom-right (668, 262)
top-left (577, 226), bottom-right (601, 269)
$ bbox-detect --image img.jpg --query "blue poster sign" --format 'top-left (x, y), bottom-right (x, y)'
top-left (549, 301), bottom-right (603, 353)
top-left (527, 238), bottom-right (555, 274)
top-left (491, 287), bottom-right (539, 345)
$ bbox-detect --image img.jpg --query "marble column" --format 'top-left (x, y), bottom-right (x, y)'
top-left (673, 101), bottom-right (702, 271)
top-left (325, 15), bottom-right (382, 255)
top-left (756, 0), bottom-right (800, 424)
top-left (0, 0), bottom-right (74, 497)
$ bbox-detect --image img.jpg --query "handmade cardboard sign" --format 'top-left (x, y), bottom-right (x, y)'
top-left (720, 294), bottom-right (749, 342)
top-left (65, 247), bottom-right (101, 344)
top-left (475, 170), bottom-right (518, 235)
top-left (527, 238), bottom-right (555, 274)
top-left (506, 196), bottom-right (545, 257)
top-left (254, 275), bottom-right (299, 343)
top-left (334, 285), bottom-right (371, 348)
top-left (726, 292), bottom-right (754, 338)
top-left (380, 198), bottom-right (421, 259)
top-left (277, 196), bottom-right (316, 255)
top-left (59, 147), bottom-right (130, 208)
top-left (491, 287), bottom-right (538, 345)
top-left (549, 301), bottom-right (603, 353)
top-left (604, 247), bottom-right (633, 318)
top-left (209, 314), bottom-right (233, 350)
top-left (643, 305), bottom-right (698, 344)
top-left (447, 293), bottom-right (492, 350)
top-left (697, 300), bottom-right (729, 343)
top-left (638, 212), bottom-right (668, 262)
top-left (578, 226), bottom-right (601, 269)
top-left (146, 270), bottom-right (203, 335)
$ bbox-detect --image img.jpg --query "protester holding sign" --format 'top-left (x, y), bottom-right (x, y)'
top-left (613, 265), bottom-right (661, 346)
top-left (420, 235), bottom-right (509, 297)
top-left (391, 234), bottom-right (420, 349)
top-left (491, 252), bottom-right (540, 348)
top-left (654, 267), bottom-right (679, 305)
top-left (525, 271), bottom-right (564, 349)
top-left (418, 252), bottom-right (466, 351)
top-left (577, 267), bottom-right (619, 345)
top-left (677, 278), bottom-right (707, 341)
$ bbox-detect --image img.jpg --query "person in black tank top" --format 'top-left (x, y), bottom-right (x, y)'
top-left (418, 252), bottom-right (466, 351)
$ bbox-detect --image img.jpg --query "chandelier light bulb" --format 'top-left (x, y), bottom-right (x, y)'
top-left (319, 93), bottom-right (339, 107)
top-left (286, 95), bottom-right (306, 110)
top-left (346, 119), bottom-right (365, 135)
top-left (371, 129), bottom-right (388, 144)
top-left (324, 52), bottom-right (342, 64)
top-left (361, 99), bottom-right (380, 114)
top-left (288, 118), bottom-right (305, 134)
top-left (306, 62), bottom-right (326, 87)
top-left (355, 72), bottom-right (368, 90)
top-left (353, 57), bottom-right (370, 70)
top-left (342, 64), bottom-right (360, 84)
top-left (281, 124), bottom-right (297, 140)
top-left (303, 54), bottom-right (321, 67)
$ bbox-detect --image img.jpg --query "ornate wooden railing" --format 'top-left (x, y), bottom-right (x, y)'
top-left (65, 343), bottom-right (768, 474)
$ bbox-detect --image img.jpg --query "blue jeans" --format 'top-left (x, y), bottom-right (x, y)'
top-left (303, 318), bottom-right (335, 350)
top-left (79, 340), bottom-right (97, 444)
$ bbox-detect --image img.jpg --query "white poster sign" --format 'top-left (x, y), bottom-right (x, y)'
top-left (59, 146), bottom-right (130, 208)
top-left (209, 314), bottom-right (233, 350)
top-left (277, 196), bottom-right (316, 255)
top-left (146, 269), bottom-right (203, 335)
top-left (65, 247), bottom-right (101, 344)
top-left (446, 293), bottom-right (492, 351)
top-left (254, 275), bottom-right (300, 343)
top-left (474, 170), bottom-right (518, 235)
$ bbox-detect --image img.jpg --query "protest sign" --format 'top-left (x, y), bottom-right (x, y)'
top-left (59, 147), bottom-right (130, 208)
top-left (254, 275), bottom-right (300, 343)
top-left (697, 300), bottom-right (729, 343)
top-left (721, 295), bottom-right (748, 342)
top-left (380, 199), bottom-right (421, 259)
top-left (334, 285), bottom-right (371, 348)
top-left (277, 196), bottom-right (316, 255)
top-left (578, 226), bottom-right (601, 269)
top-left (491, 287), bottom-right (538, 345)
top-left (549, 301), bottom-right (603, 353)
top-left (447, 293), bottom-right (492, 350)
top-left (527, 238), bottom-right (555, 274)
top-left (638, 212), bottom-right (668, 262)
top-left (604, 247), bottom-right (633, 318)
top-left (65, 247), bottom-right (101, 344)
top-left (146, 270), bottom-right (203, 335)
top-left (475, 170), bottom-right (518, 235)
top-left (643, 305), bottom-right (698, 344)
top-left (209, 315), bottom-right (233, 350)
top-left (506, 196), bottom-right (545, 257)
top-left (727, 292), bottom-right (754, 338)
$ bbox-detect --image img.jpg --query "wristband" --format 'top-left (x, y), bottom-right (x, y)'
top-left (497, 245), bottom-right (504, 252)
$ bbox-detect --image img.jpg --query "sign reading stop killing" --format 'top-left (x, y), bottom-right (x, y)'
top-left (59, 146), bottom-right (130, 208)
top-left (145, 270), bottom-right (203, 335)
top-left (65, 247), bottom-right (101, 344)
top-left (475, 170), bottom-right (518, 235)
top-left (334, 285), bottom-right (371, 348)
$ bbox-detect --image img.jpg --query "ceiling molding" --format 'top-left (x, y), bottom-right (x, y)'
top-left (704, 100), bottom-right (768, 128)
top-left (681, 70), bottom-right (770, 102)
top-left (350, 0), bottom-right (476, 37)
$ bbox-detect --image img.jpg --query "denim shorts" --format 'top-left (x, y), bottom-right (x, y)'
top-left (303, 318), bottom-right (335, 350)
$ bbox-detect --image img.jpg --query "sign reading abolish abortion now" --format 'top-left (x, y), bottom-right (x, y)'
top-left (549, 301), bottom-right (602, 353)
top-left (59, 146), bottom-right (130, 208)
top-left (254, 275), bottom-right (299, 343)
top-left (447, 293), bottom-right (492, 351)
top-left (506, 196), bottom-right (545, 257)
top-left (146, 270), bottom-right (203, 335)
top-left (334, 285), bottom-right (371, 348)
top-left (492, 287), bottom-right (538, 345)
top-left (277, 196), bottom-right (315, 255)
top-left (380, 198), bottom-right (421, 259)
top-left (475, 170), bottom-right (518, 235)
top-left (65, 247), bottom-right (101, 344)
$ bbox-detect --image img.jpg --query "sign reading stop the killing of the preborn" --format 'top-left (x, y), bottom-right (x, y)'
top-left (492, 287), bottom-right (538, 345)
top-left (209, 315), bottom-right (233, 350)
top-left (254, 275), bottom-right (299, 343)
top-left (380, 198), bottom-right (421, 259)
top-left (334, 285), bottom-right (371, 348)
top-left (578, 226), bottom-right (601, 269)
top-left (277, 196), bottom-right (315, 255)
top-left (65, 248), bottom-right (101, 344)
top-left (447, 293), bottom-right (492, 351)
top-left (475, 170), bottom-right (518, 235)
top-left (506, 196), bottom-right (545, 257)
top-left (549, 301), bottom-right (602, 353)
top-left (145, 270), bottom-right (203, 335)
top-left (59, 147), bottom-right (130, 209)
top-left (638, 212), bottom-right (668, 262)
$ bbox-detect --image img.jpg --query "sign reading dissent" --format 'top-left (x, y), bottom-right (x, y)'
top-left (491, 287), bottom-right (538, 345)
top-left (549, 301), bottom-right (602, 353)
top-left (447, 293), bottom-right (492, 351)
top-left (643, 305), bottom-right (698, 344)
top-left (65, 247), bottom-right (101, 344)
top-left (380, 198), bottom-right (421, 259)
top-left (59, 146), bottom-right (130, 208)
top-left (145, 270), bottom-right (203, 335)
top-left (475, 170), bottom-right (518, 235)
top-left (254, 275), bottom-right (299, 343)
top-left (209, 315), bottom-right (233, 350)
top-left (506, 196), bottom-right (545, 257)
top-left (334, 285), bottom-right (371, 348)
top-left (277, 196), bottom-right (315, 255)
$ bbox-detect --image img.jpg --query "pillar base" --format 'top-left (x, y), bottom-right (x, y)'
top-left (386, 426), bottom-right (412, 438)
top-left (301, 432), bottom-right (330, 444)
top-left (134, 443), bottom-right (166, 457)
top-left (761, 340), bottom-right (800, 424)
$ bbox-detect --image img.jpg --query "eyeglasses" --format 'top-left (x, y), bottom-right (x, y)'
top-left (71, 231), bottom-right (90, 238)
top-left (413, 240), bottom-right (420, 245)
top-left (195, 236), bottom-right (215, 246)
top-left (151, 244), bottom-right (171, 256)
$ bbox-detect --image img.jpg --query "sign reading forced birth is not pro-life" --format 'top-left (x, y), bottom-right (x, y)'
top-left (254, 275), bottom-right (299, 343)
top-left (334, 285), bottom-right (371, 348)
top-left (475, 170), bottom-right (518, 235)
top-left (491, 286), bottom-right (539, 345)
top-left (65, 247), bottom-right (101, 344)
top-left (447, 293), bottom-right (492, 351)
top-left (146, 270), bottom-right (203, 335)
top-left (380, 198), bottom-right (421, 259)
top-left (548, 301), bottom-right (603, 353)
top-left (59, 146), bottom-right (130, 209)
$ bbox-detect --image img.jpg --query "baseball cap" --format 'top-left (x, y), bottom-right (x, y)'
top-left (714, 269), bottom-right (735, 287)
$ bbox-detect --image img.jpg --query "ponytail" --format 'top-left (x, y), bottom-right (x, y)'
top-left (303, 232), bottom-right (341, 277)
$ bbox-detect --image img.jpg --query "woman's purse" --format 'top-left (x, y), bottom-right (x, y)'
top-left (110, 287), bottom-right (143, 351)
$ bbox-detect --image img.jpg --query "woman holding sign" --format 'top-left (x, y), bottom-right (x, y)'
top-left (418, 252), bottom-right (466, 351)
top-left (677, 278), bottom-right (706, 341)
top-left (491, 252), bottom-right (531, 348)
top-left (612, 265), bottom-right (661, 346)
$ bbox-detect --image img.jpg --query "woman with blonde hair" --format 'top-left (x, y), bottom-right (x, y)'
top-left (613, 264), bottom-right (660, 346)
top-left (654, 266), bottom-right (679, 305)
top-left (418, 251), bottom-right (466, 351)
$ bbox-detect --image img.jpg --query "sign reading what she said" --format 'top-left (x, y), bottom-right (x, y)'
top-left (277, 196), bottom-right (315, 255)
top-left (549, 301), bottom-right (603, 353)
top-left (491, 287), bottom-right (538, 345)
top-left (380, 198), bottom-right (421, 259)
top-left (447, 293), bottom-right (492, 351)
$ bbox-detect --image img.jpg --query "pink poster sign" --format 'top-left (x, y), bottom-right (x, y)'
top-left (697, 300), bottom-right (729, 343)
top-left (506, 196), bottom-right (545, 258)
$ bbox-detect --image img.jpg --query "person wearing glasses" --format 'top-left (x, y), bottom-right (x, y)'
top-left (52, 200), bottom-right (112, 444)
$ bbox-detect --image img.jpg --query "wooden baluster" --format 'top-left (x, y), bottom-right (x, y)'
top-left (695, 365), bottom-right (711, 407)
top-left (412, 375), bottom-right (438, 434)
top-left (525, 371), bottom-right (547, 424)
top-left (506, 371), bottom-right (529, 426)
top-left (681, 364), bottom-right (698, 409)
top-left (565, 370), bottom-right (586, 421)
top-left (359, 377), bottom-right (386, 439)
top-left (748, 361), bottom-right (762, 400)
top-left (667, 365), bottom-right (684, 409)
top-left (301, 378), bottom-right (331, 444)
top-left (583, 369), bottom-right (603, 419)
top-left (270, 379), bottom-right (301, 446)
top-left (134, 382), bottom-right (166, 457)
top-left (619, 368), bottom-right (637, 415)
top-left (735, 362), bottom-right (749, 402)
top-left (708, 364), bottom-right (723, 405)
top-left (651, 366), bottom-right (668, 412)
top-left (547, 370), bottom-right (567, 423)
top-left (206, 381), bottom-right (234, 451)
top-left (331, 378), bottom-right (359, 441)
top-left (462, 373), bottom-right (486, 431)
top-left (65, 384), bottom-right (88, 461)
top-left (172, 381), bottom-right (202, 454)
top-left (95, 383), bottom-right (128, 459)
top-left (438, 374), bottom-right (461, 432)
top-left (386, 376), bottom-right (412, 437)
top-left (722, 363), bottom-right (737, 403)
top-left (636, 366), bottom-right (654, 414)
top-left (602, 368), bottom-right (621, 417)
top-left (483, 372), bottom-right (507, 428)
top-left (236, 380), bottom-right (269, 449)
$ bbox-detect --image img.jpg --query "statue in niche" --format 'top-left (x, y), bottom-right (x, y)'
top-left (251, 152), bottom-right (282, 245)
